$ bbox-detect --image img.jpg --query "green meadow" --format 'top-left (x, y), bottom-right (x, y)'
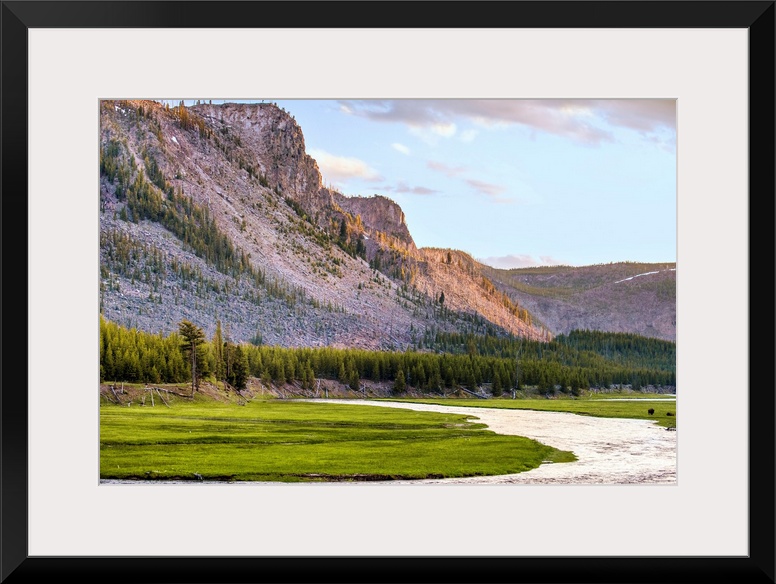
top-left (585, 392), bottom-right (676, 400)
top-left (100, 400), bottom-right (576, 482)
top-left (382, 398), bottom-right (677, 428)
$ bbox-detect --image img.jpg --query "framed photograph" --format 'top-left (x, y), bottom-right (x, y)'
top-left (5, 1), bottom-right (773, 582)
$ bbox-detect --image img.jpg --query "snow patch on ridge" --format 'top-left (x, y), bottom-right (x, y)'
top-left (614, 268), bottom-right (675, 284)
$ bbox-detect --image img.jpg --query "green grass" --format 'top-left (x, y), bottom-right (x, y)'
top-left (100, 400), bottom-right (575, 482)
top-left (379, 398), bottom-right (677, 428)
top-left (585, 392), bottom-right (676, 400)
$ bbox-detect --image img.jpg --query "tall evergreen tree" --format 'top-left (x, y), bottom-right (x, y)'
top-left (492, 371), bottom-right (503, 396)
top-left (178, 320), bottom-right (205, 394)
top-left (226, 344), bottom-right (249, 390)
top-left (394, 370), bottom-right (406, 394)
top-left (212, 319), bottom-right (225, 382)
top-left (339, 218), bottom-right (348, 243)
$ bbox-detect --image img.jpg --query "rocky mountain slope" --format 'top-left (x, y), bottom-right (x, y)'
top-left (99, 99), bottom-right (675, 347)
top-left (483, 262), bottom-right (676, 341)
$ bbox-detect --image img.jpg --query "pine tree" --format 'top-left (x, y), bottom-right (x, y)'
top-left (370, 359), bottom-right (381, 382)
top-left (339, 218), bottom-right (348, 242)
top-left (394, 370), bottom-right (406, 394)
top-left (226, 344), bottom-right (249, 390)
top-left (492, 371), bottom-right (503, 396)
top-left (178, 320), bottom-right (205, 394)
top-left (212, 319), bottom-right (225, 382)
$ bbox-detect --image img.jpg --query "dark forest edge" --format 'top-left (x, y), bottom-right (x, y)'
top-left (100, 316), bottom-right (676, 398)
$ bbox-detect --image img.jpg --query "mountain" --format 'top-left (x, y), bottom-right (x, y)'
top-left (99, 99), bottom-right (675, 348)
top-left (482, 262), bottom-right (676, 342)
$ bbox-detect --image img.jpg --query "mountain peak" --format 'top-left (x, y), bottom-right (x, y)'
top-left (99, 99), bottom-right (674, 346)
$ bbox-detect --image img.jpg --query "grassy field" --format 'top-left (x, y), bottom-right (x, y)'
top-left (585, 393), bottom-right (676, 400)
top-left (380, 398), bottom-right (677, 428)
top-left (100, 399), bottom-right (576, 482)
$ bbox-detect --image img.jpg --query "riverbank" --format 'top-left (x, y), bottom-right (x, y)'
top-left (101, 399), bottom-right (676, 486)
top-left (305, 400), bottom-right (677, 484)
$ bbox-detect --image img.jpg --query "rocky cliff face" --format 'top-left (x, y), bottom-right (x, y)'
top-left (333, 193), bottom-right (415, 248)
top-left (98, 99), bottom-right (674, 347)
top-left (99, 100), bottom-right (551, 346)
top-left (191, 102), bottom-right (333, 219)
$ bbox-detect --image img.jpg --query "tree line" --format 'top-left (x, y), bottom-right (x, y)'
top-left (100, 317), bottom-right (675, 395)
top-left (424, 330), bottom-right (675, 374)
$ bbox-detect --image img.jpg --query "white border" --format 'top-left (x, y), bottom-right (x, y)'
top-left (28, 28), bottom-right (748, 557)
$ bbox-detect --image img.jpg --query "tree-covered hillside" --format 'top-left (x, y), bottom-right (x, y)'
top-left (100, 317), bottom-right (675, 396)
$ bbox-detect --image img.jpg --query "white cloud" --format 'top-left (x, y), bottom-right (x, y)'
top-left (408, 126), bottom-right (450, 146)
top-left (392, 143), bottom-right (411, 155)
top-left (465, 178), bottom-right (510, 201)
top-left (427, 160), bottom-right (466, 177)
top-left (427, 160), bottom-right (511, 202)
top-left (339, 99), bottom-right (675, 147)
top-left (431, 122), bottom-right (456, 137)
top-left (380, 181), bottom-right (439, 196)
top-left (308, 149), bottom-right (381, 183)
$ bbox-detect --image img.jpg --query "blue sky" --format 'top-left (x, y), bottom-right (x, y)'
top-left (171, 99), bottom-right (676, 268)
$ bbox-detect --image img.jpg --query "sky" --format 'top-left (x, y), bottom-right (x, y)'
top-left (171, 99), bottom-right (676, 268)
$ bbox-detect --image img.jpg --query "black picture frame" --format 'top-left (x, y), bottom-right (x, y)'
top-left (2, 1), bottom-right (773, 583)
